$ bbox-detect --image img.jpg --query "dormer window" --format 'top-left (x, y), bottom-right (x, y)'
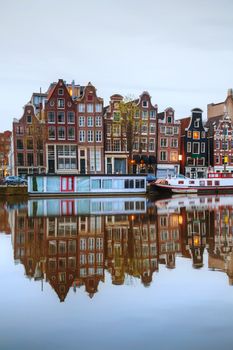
top-left (142, 100), bottom-right (148, 108)
top-left (167, 116), bottom-right (172, 123)
top-left (27, 115), bottom-right (32, 124)
top-left (58, 88), bottom-right (64, 96)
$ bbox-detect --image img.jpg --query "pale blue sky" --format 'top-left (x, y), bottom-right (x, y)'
top-left (1, 0), bottom-right (233, 130)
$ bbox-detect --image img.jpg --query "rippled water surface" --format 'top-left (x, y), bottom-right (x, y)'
top-left (1, 195), bottom-right (233, 350)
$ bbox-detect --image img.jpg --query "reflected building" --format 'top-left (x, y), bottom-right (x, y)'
top-left (208, 204), bottom-right (233, 284)
top-left (5, 194), bottom-right (233, 301)
top-left (157, 206), bottom-right (182, 269)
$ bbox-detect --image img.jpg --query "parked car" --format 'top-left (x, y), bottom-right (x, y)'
top-left (146, 174), bottom-right (157, 183)
top-left (3, 176), bottom-right (27, 185)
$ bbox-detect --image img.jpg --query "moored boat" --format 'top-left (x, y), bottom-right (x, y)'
top-left (150, 172), bottom-right (233, 194)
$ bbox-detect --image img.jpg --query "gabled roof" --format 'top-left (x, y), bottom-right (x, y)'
top-left (205, 115), bottom-right (223, 137)
top-left (177, 117), bottom-right (191, 135)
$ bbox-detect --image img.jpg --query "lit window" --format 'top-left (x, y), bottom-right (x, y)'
top-left (193, 131), bottom-right (200, 139)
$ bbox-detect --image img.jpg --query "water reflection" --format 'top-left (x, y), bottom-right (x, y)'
top-left (1, 195), bottom-right (233, 302)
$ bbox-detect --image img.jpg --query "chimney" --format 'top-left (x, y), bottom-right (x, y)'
top-left (227, 88), bottom-right (233, 97)
top-left (72, 80), bottom-right (75, 98)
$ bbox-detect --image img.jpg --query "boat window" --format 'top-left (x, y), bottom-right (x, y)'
top-left (92, 179), bottom-right (101, 189)
top-left (207, 181), bottom-right (212, 186)
top-left (200, 181), bottom-right (205, 186)
top-left (178, 181), bottom-right (184, 184)
top-left (215, 181), bottom-right (220, 186)
top-left (125, 179), bottom-right (134, 188)
top-left (135, 179), bottom-right (145, 188)
top-left (189, 181), bottom-right (195, 184)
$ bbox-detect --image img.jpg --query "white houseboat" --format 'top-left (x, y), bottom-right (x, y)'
top-left (150, 173), bottom-right (233, 194)
top-left (27, 174), bottom-right (147, 196)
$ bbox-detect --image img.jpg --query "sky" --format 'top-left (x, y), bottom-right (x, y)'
top-left (1, 0), bottom-right (233, 131)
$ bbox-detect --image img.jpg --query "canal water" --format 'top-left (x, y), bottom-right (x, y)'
top-left (1, 194), bottom-right (233, 350)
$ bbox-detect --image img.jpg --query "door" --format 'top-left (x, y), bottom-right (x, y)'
top-left (80, 159), bottom-right (86, 174)
top-left (48, 159), bottom-right (55, 173)
top-left (60, 176), bottom-right (74, 192)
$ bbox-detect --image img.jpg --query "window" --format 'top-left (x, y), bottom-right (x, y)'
top-left (87, 116), bottom-right (93, 127)
top-left (170, 151), bottom-right (178, 162)
top-left (79, 116), bottom-right (85, 127)
top-left (160, 138), bottom-right (167, 147)
top-left (187, 142), bottom-right (191, 153)
top-left (16, 139), bottom-right (23, 149)
top-left (172, 126), bottom-right (178, 135)
top-left (95, 104), bottom-right (102, 112)
top-left (67, 111), bottom-right (75, 124)
top-left (95, 116), bottom-right (102, 126)
top-left (194, 120), bottom-right (199, 128)
top-left (222, 141), bottom-right (228, 150)
top-left (90, 150), bottom-right (101, 172)
top-left (27, 115), bottom-right (32, 124)
top-left (113, 112), bottom-right (120, 121)
top-left (142, 121), bottom-right (148, 133)
top-left (78, 104), bottom-right (85, 112)
top-left (68, 127), bottom-right (75, 140)
top-left (193, 142), bottom-right (200, 154)
top-left (58, 88), bottom-right (64, 95)
top-left (16, 126), bottom-right (24, 134)
top-left (88, 130), bottom-right (94, 142)
top-left (142, 100), bottom-right (148, 108)
top-left (150, 123), bottom-right (155, 134)
top-left (57, 111), bottom-right (65, 123)
top-left (171, 138), bottom-right (178, 148)
top-left (58, 127), bottom-right (65, 140)
top-left (96, 131), bottom-right (102, 142)
top-left (79, 130), bottom-right (85, 142)
top-left (193, 131), bottom-right (200, 139)
top-left (27, 153), bottom-right (34, 166)
top-left (87, 103), bottom-right (93, 113)
top-left (17, 153), bottom-right (24, 166)
top-left (150, 110), bottom-right (156, 119)
top-left (187, 131), bottom-right (192, 138)
top-left (166, 127), bottom-right (173, 135)
top-left (142, 110), bottom-right (148, 119)
top-left (141, 138), bottom-right (147, 151)
top-left (57, 145), bottom-right (77, 170)
top-left (48, 111), bottom-right (55, 123)
top-left (201, 131), bottom-right (205, 138)
top-left (149, 139), bottom-right (155, 151)
top-left (113, 124), bottom-right (120, 136)
top-left (160, 126), bottom-right (165, 133)
top-left (48, 126), bottom-right (56, 139)
top-left (167, 116), bottom-right (172, 123)
top-left (216, 140), bottom-right (220, 149)
top-left (160, 151), bottom-right (167, 161)
top-left (27, 139), bottom-right (33, 150)
top-left (113, 140), bottom-right (120, 151)
top-left (201, 142), bottom-right (205, 153)
top-left (57, 99), bottom-right (65, 108)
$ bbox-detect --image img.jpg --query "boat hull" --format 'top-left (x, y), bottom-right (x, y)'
top-left (151, 183), bottom-right (233, 194)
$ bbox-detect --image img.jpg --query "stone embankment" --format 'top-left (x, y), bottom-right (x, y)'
top-left (0, 185), bottom-right (28, 196)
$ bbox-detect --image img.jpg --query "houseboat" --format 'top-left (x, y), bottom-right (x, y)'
top-left (27, 174), bottom-right (147, 196)
top-left (150, 172), bottom-right (233, 194)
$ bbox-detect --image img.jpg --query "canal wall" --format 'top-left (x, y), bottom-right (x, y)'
top-left (0, 185), bottom-right (28, 196)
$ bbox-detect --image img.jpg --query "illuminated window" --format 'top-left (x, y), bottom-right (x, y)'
top-left (193, 131), bottom-right (200, 139)
top-left (170, 151), bottom-right (178, 162)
